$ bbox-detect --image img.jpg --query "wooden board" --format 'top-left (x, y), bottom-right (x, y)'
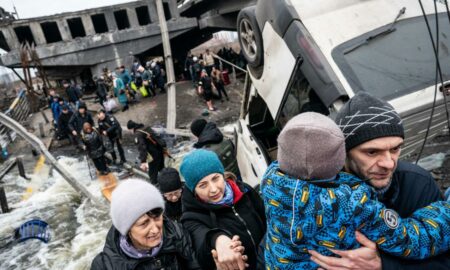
top-left (97, 173), bottom-right (118, 202)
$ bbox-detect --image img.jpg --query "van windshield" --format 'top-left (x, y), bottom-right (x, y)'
top-left (332, 13), bottom-right (450, 100)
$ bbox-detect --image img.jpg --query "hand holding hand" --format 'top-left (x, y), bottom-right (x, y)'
top-left (213, 235), bottom-right (248, 270)
top-left (140, 162), bottom-right (149, 171)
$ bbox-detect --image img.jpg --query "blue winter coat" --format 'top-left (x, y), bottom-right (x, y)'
top-left (118, 69), bottom-right (132, 86)
top-left (51, 101), bottom-right (61, 123)
top-left (113, 78), bottom-right (128, 105)
top-left (261, 162), bottom-right (450, 270)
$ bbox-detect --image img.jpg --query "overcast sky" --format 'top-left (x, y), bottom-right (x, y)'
top-left (0, 0), bottom-right (138, 19)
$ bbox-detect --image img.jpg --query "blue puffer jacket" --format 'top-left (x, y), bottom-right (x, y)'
top-left (261, 162), bottom-right (450, 270)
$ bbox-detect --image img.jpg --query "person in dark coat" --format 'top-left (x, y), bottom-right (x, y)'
top-left (211, 66), bottom-right (229, 102)
top-left (95, 76), bottom-right (108, 108)
top-left (185, 51), bottom-right (195, 84)
top-left (63, 80), bottom-right (81, 108)
top-left (81, 122), bottom-right (109, 175)
top-left (309, 92), bottom-right (450, 270)
top-left (191, 119), bottom-right (240, 177)
top-left (157, 168), bottom-right (183, 222)
top-left (97, 109), bottom-right (126, 165)
top-left (68, 102), bottom-right (94, 147)
top-left (150, 62), bottom-right (166, 93)
top-left (127, 120), bottom-right (165, 185)
top-left (56, 105), bottom-right (74, 143)
top-left (91, 179), bottom-right (201, 270)
top-left (180, 149), bottom-right (266, 270)
top-left (198, 70), bottom-right (216, 111)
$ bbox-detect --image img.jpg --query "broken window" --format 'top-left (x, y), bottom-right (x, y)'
top-left (163, 2), bottom-right (172, 20)
top-left (67, 17), bottom-right (86, 38)
top-left (40, 21), bottom-right (62, 43)
top-left (135, 6), bottom-right (151, 26)
top-left (114, 10), bottom-right (130, 30)
top-left (14, 26), bottom-right (35, 45)
top-left (91, 13), bottom-right (109, 34)
top-left (0, 31), bottom-right (10, 51)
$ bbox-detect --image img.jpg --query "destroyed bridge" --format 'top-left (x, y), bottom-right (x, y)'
top-left (0, 0), bottom-right (255, 81)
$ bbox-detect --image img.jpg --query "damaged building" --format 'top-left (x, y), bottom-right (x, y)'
top-left (0, 0), bottom-right (254, 86)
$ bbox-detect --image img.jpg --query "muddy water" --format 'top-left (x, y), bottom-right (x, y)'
top-left (0, 156), bottom-right (110, 270)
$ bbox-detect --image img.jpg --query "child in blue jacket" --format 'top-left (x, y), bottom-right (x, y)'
top-left (261, 112), bottom-right (450, 270)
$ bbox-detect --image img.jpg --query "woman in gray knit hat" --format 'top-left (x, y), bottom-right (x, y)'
top-left (91, 178), bottom-right (200, 270)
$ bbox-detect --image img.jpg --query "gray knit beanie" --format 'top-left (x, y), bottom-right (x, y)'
top-left (110, 178), bottom-right (165, 236)
top-left (335, 92), bottom-right (404, 151)
top-left (277, 112), bottom-right (346, 180)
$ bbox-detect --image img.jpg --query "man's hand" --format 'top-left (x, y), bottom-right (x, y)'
top-left (72, 130), bottom-right (77, 136)
top-left (103, 131), bottom-right (107, 136)
top-left (140, 162), bottom-right (149, 171)
top-left (308, 231), bottom-right (381, 270)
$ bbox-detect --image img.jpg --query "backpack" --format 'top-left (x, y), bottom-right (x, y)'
top-left (204, 139), bottom-right (240, 176)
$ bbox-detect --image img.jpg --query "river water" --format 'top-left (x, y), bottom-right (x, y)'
top-left (0, 155), bottom-right (111, 270)
top-left (0, 134), bottom-right (196, 270)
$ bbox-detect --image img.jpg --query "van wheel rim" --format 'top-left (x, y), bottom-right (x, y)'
top-left (239, 19), bottom-right (257, 61)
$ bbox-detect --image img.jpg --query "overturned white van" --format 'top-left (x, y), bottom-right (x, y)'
top-left (236, 0), bottom-right (450, 187)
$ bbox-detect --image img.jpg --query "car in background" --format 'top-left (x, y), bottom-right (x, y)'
top-left (236, 0), bottom-right (450, 187)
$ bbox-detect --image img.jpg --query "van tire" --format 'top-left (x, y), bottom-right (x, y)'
top-left (238, 7), bottom-right (264, 68)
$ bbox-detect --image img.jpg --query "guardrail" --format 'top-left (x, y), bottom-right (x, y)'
top-left (212, 54), bottom-right (248, 84)
top-left (0, 90), bottom-right (31, 150)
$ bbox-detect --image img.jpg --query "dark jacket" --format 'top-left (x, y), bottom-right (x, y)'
top-left (135, 127), bottom-right (165, 166)
top-left (199, 76), bottom-right (213, 93)
top-left (181, 180), bottom-right (266, 270)
top-left (66, 85), bottom-right (81, 103)
top-left (165, 200), bottom-right (182, 223)
top-left (96, 79), bottom-right (108, 99)
top-left (193, 122), bottom-right (223, 149)
top-left (378, 161), bottom-right (450, 270)
top-left (57, 111), bottom-right (73, 135)
top-left (98, 114), bottom-right (122, 141)
top-left (91, 219), bottom-right (201, 270)
top-left (82, 129), bottom-right (105, 159)
top-left (68, 111), bottom-right (94, 133)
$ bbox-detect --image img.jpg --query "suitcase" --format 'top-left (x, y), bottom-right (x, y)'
top-left (222, 70), bottom-right (231, 85)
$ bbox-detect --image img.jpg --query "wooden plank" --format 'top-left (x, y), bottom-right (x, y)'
top-left (97, 173), bottom-right (118, 202)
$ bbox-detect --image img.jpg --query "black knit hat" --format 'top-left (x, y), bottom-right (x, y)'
top-left (78, 102), bottom-right (87, 110)
top-left (127, 120), bottom-right (144, 130)
top-left (157, 168), bottom-right (182, 193)
top-left (190, 118), bottom-right (207, 137)
top-left (335, 92), bottom-right (404, 151)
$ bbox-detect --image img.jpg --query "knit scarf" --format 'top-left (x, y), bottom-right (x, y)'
top-left (119, 235), bottom-right (163, 259)
top-left (210, 181), bottom-right (234, 206)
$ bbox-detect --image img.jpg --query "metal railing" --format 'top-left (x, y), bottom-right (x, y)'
top-left (212, 54), bottom-right (248, 83)
top-left (0, 90), bottom-right (31, 149)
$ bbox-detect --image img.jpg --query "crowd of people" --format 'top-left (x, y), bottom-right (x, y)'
top-left (185, 48), bottom-right (234, 111)
top-left (88, 92), bottom-right (450, 270)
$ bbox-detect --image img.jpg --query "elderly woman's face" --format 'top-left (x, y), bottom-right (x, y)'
top-left (129, 211), bottom-right (163, 250)
top-left (194, 173), bottom-right (225, 203)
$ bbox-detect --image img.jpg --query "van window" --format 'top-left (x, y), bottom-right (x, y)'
top-left (278, 64), bottom-right (329, 128)
top-left (332, 14), bottom-right (450, 100)
top-left (247, 93), bottom-right (279, 161)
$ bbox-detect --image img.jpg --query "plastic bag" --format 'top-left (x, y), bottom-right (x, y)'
top-left (103, 98), bottom-right (118, 112)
